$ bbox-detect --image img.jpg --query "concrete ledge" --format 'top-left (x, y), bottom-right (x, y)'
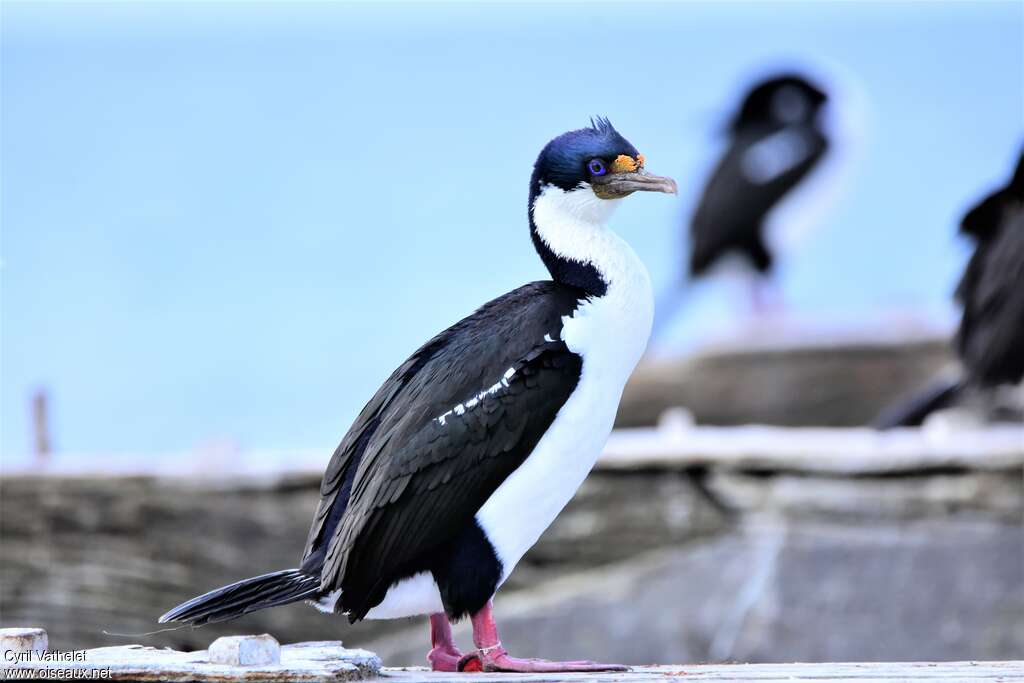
top-left (0, 641), bottom-right (381, 681)
top-left (601, 424), bottom-right (1024, 474)
top-left (382, 663), bottom-right (1015, 683)
top-left (1, 637), bottom-right (1018, 682)
top-left (383, 661), bottom-right (1024, 681)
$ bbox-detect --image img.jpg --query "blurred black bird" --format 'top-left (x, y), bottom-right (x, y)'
top-left (875, 149), bottom-right (1024, 428)
top-left (689, 73), bottom-right (830, 282)
top-left (653, 72), bottom-right (833, 337)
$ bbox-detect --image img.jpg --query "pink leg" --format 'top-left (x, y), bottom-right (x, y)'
top-left (427, 612), bottom-right (463, 672)
top-left (457, 600), bottom-right (628, 673)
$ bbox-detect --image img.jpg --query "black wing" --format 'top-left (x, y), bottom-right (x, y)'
top-left (690, 125), bottom-right (827, 275)
top-left (302, 281), bottom-right (586, 620)
top-left (957, 211), bottom-right (1024, 387)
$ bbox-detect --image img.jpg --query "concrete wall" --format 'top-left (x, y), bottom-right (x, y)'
top-left (2, 430), bottom-right (1020, 665)
top-left (617, 338), bottom-right (952, 427)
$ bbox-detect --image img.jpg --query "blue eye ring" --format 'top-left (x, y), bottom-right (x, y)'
top-left (587, 158), bottom-right (607, 176)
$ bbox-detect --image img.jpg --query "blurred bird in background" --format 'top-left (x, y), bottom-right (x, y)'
top-left (653, 68), bottom-right (861, 342)
top-left (689, 74), bottom-right (830, 288)
top-left (876, 149), bottom-right (1024, 428)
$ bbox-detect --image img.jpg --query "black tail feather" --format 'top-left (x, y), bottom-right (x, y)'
top-left (873, 376), bottom-right (963, 429)
top-left (159, 569), bottom-right (320, 626)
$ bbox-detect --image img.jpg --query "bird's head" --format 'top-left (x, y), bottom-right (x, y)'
top-left (731, 74), bottom-right (828, 131)
top-left (529, 118), bottom-right (676, 220)
top-left (527, 119), bottom-right (676, 295)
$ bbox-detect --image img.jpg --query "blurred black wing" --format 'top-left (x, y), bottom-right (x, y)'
top-left (957, 211), bottom-right (1024, 386)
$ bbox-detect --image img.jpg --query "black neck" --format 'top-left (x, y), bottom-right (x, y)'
top-left (528, 181), bottom-right (608, 298)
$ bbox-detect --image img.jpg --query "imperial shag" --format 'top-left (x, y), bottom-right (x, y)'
top-left (159, 119), bottom-right (676, 672)
top-left (689, 73), bottom-right (829, 282)
top-left (875, 149), bottom-right (1024, 427)
top-left (652, 72), bottom-right (833, 337)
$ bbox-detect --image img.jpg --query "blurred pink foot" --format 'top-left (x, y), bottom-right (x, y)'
top-left (456, 600), bottom-right (628, 673)
top-left (459, 649), bottom-right (628, 673)
top-left (427, 612), bottom-right (463, 672)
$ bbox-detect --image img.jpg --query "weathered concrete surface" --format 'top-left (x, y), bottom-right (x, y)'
top-left (383, 661), bottom-right (1024, 682)
top-left (0, 473), bottom-right (361, 650)
top-left (618, 338), bottom-right (952, 428)
top-left (4, 649), bottom-right (1020, 683)
top-left (0, 641), bottom-right (380, 682)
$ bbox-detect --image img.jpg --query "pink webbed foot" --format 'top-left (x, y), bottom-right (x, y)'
top-left (427, 612), bottom-right (464, 672)
top-left (428, 646), bottom-right (464, 672)
top-left (457, 600), bottom-right (629, 673)
top-left (458, 646), bottom-right (628, 673)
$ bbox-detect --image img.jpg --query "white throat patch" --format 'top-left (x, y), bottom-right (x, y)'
top-left (533, 183), bottom-right (622, 228)
top-left (530, 184), bottom-right (630, 287)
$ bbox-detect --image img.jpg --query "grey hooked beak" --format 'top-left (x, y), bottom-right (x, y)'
top-left (592, 169), bottom-right (678, 199)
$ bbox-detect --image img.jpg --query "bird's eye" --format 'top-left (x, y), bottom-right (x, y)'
top-left (587, 159), bottom-right (607, 176)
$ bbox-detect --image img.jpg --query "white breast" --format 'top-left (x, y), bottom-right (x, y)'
top-left (476, 184), bottom-right (654, 585)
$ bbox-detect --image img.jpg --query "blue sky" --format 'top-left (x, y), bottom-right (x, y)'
top-left (2, 2), bottom-right (1022, 460)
